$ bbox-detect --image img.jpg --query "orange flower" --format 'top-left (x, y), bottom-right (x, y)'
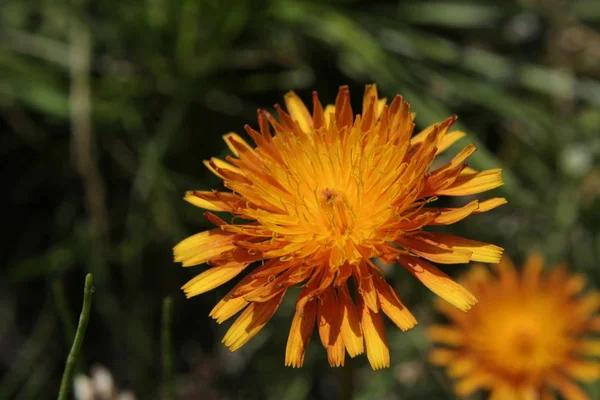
top-left (428, 254), bottom-right (600, 399)
top-left (174, 85), bottom-right (505, 369)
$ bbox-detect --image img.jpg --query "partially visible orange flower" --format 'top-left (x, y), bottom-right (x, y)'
top-left (429, 254), bottom-right (600, 399)
top-left (174, 85), bottom-right (505, 369)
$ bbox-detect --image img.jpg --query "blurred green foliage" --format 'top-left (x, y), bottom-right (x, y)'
top-left (2, 0), bottom-right (600, 399)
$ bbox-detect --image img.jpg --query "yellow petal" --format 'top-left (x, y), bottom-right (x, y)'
top-left (577, 292), bottom-right (600, 317)
top-left (474, 197), bottom-right (507, 213)
top-left (540, 389), bottom-right (556, 400)
top-left (203, 157), bottom-right (241, 180)
top-left (436, 168), bottom-right (504, 196)
top-left (410, 117), bottom-right (455, 146)
top-left (355, 262), bottom-right (379, 312)
top-left (173, 229), bottom-right (236, 267)
top-left (398, 255), bottom-right (477, 311)
top-left (590, 316), bottom-right (600, 332)
top-left (563, 360), bottom-right (600, 382)
top-left (488, 386), bottom-right (523, 400)
top-left (462, 263), bottom-right (491, 292)
top-left (362, 84), bottom-right (378, 115)
top-left (284, 91), bottom-right (313, 133)
top-left (454, 372), bottom-right (492, 396)
top-left (183, 190), bottom-right (241, 212)
top-left (223, 132), bottom-right (253, 157)
top-left (209, 295), bottom-right (248, 324)
top-left (318, 289), bottom-right (345, 367)
top-left (426, 325), bottom-right (464, 347)
top-left (285, 298), bottom-right (317, 368)
top-left (431, 200), bottom-right (479, 225)
top-left (376, 98), bottom-right (387, 118)
top-left (549, 371), bottom-right (591, 400)
top-left (428, 348), bottom-right (458, 366)
top-left (415, 232), bottom-right (503, 263)
top-left (359, 298), bottom-right (390, 370)
top-left (323, 104), bottom-right (335, 128)
top-left (373, 277), bottom-right (417, 331)
top-left (181, 262), bottom-right (248, 298)
top-left (436, 130), bottom-right (466, 154)
top-left (493, 254), bottom-right (518, 288)
top-left (222, 291), bottom-right (285, 351)
top-left (577, 340), bottom-right (600, 357)
top-left (522, 252), bottom-right (544, 291)
top-left (338, 285), bottom-right (364, 357)
top-left (396, 236), bottom-right (472, 264)
top-left (447, 357), bottom-right (475, 378)
top-left (565, 273), bottom-right (587, 296)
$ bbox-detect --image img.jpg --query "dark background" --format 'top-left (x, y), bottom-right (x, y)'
top-left (2, 0), bottom-right (600, 399)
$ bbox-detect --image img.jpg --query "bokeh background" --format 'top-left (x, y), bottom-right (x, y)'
top-left (2, 0), bottom-right (600, 399)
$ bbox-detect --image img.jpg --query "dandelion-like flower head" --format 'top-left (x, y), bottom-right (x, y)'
top-left (175, 85), bottom-right (505, 369)
top-left (429, 254), bottom-right (600, 398)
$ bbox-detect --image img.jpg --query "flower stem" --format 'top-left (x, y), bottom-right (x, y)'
top-left (162, 297), bottom-right (176, 400)
top-left (57, 274), bottom-right (94, 400)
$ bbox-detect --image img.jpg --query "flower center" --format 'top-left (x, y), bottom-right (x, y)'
top-left (468, 296), bottom-right (570, 380)
top-left (319, 188), bottom-right (354, 235)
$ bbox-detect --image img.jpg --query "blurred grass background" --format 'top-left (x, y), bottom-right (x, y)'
top-left (2, 0), bottom-right (600, 398)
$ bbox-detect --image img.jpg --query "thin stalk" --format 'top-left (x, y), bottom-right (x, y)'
top-left (57, 274), bottom-right (94, 400)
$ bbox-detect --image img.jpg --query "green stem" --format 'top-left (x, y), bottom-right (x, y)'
top-left (162, 297), bottom-right (176, 400)
top-left (57, 274), bottom-right (94, 400)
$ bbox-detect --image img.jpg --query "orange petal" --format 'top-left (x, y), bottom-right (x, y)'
top-left (397, 235), bottom-right (472, 264)
top-left (318, 289), bottom-right (345, 367)
top-left (184, 191), bottom-right (230, 212)
top-left (426, 325), bottom-right (464, 347)
top-left (222, 290), bottom-right (285, 351)
top-left (323, 104), bottom-right (335, 128)
top-left (338, 285), bottom-right (364, 357)
top-left (436, 130), bottom-right (466, 154)
top-left (359, 298), bottom-right (390, 370)
top-left (563, 360), bottom-right (600, 382)
top-left (413, 232), bottom-right (503, 263)
top-left (428, 348), bottom-right (458, 366)
top-left (474, 197), bottom-right (507, 213)
top-left (422, 197), bottom-right (505, 226)
top-left (410, 117), bottom-right (455, 147)
top-left (462, 263), bottom-right (491, 293)
top-left (522, 252), bottom-right (544, 291)
top-left (549, 371), bottom-right (591, 400)
top-left (209, 295), bottom-right (248, 324)
top-left (181, 262), bottom-right (249, 298)
top-left (284, 91), bottom-right (313, 133)
top-left (590, 316), bottom-right (600, 332)
top-left (577, 292), bottom-right (600, 317)
top-left (373, 277), bottom-right (417, 331)
top-left (203, 157), bottom-right (241, 179)
top-left (398, 255), bottom-right (477, 311)
top-left (455, 372), bottom-right (492, 396)
top-left (447, 356), bottom-right (476, 378)
top-left (355, 262), bottom-right (379, 312)
top-left (488, 386), bottom-right (523, 400)
top-left (493, 255), bottom-right (518, 288)
top-left (223, 132), bottom-right (254, 157)
top-left (430, 200), bottom-right (480, 225)
top-left (285, 297), bottom-right (317, 368)
top-left (577, 340), bottom-right (600, 357)
top-left (436, 168), bottom-right (503, 196)
top-left (173, 229), bottom-right (236, 267)
top-left (540, 389), bottom-right (556, 400)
